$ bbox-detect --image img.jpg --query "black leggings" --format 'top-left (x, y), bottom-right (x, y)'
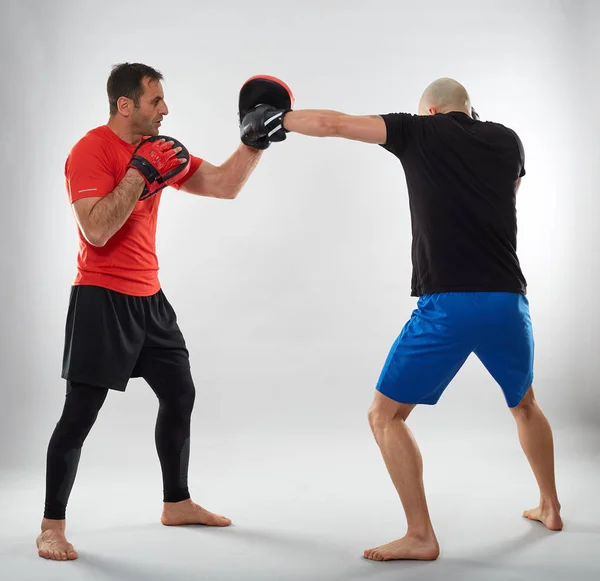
top-left (44, 370), bottom-right (196, 520)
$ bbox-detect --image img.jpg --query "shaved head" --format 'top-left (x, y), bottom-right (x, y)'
top-left (418, 78), bottom-right (472, 117)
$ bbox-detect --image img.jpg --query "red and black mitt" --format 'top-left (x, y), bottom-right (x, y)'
top-left (238, 75), bottom-right (294, 150)
top-left (128, 136), bottom-right (190, 200)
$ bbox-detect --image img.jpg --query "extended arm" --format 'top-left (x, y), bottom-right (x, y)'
top-left (282, 110), bottom-right (388, 144)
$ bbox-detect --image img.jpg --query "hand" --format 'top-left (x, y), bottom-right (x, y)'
top-left (127, 136), bottom-right (190, 200)
top-left (240, 104), bottom-right (290, 150)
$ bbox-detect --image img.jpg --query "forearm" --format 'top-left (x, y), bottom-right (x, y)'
top-left (218, 144), bottom-right (263, 199)
top-left (88, 169), bottom-right (144, 244)
top-left (283, 110), bottom-right (346, 137)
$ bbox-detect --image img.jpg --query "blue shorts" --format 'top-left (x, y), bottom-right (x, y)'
top-left (376, 292), bottom-right (534, 408)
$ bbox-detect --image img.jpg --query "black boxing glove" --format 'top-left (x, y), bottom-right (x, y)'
top-left (240, 104), bottom-right (290, 150)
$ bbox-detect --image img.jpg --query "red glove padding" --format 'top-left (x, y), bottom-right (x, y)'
top-left (128, 135), bottom-right (190, 200)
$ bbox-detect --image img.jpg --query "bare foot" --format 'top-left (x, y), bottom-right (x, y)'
top-left (161, 498), bottom-right (231, 527)
top-left (36, 519), bottom-right (78, 561)
top-left (364, 534), bottom-right (440, 561)
top-left (523, 503), bottom-right (563, 531)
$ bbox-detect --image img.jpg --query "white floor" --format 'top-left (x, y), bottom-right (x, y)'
top-left (1, 427), bottom-right (599, 581)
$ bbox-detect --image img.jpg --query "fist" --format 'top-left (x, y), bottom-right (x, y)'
top-left (240, 104), bottom-right (288, 150)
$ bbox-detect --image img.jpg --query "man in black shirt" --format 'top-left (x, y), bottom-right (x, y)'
top-left (241, 77), bottom-right (562, 561)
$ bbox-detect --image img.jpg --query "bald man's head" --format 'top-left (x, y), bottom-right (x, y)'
top-left (418, 78), bottom-right (472, 117)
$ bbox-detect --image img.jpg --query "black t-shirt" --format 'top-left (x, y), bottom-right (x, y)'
top-left (379, 111), bottom-right (527, 297)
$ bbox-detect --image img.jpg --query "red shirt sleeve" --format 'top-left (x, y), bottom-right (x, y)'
top-left (65, 138), bottom-right (116, 203)
top-left (171, 154), bottom-right (203, 189)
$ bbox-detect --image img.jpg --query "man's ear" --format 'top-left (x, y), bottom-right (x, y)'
top-left (117, 96), bottom-right (133, 117)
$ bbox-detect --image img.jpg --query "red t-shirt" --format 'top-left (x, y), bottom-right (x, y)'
top-left (65, 125), bottom-right (203, 296)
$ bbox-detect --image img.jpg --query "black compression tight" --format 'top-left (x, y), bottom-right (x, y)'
top-left (44, 371), bottom-right (196, 520)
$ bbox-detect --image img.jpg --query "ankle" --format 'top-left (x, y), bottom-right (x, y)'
top-left (406, 527), bottom-right (437, 543)
top-left (540, 497), bottom-right (561, 512)
top-left (41, 518), bottom-right (66, 533)
top-left (163, 497), bottom-right (193, 509)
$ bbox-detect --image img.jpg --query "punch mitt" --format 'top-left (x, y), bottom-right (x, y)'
top-left (238, 75), bottom-right (294, 149)
top-left (128, 135), bottom-right (190, 200)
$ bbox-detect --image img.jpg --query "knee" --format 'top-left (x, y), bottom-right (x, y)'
top-left (172, 386), bottom-right (196, 418)
top-left (54, 416), bottom-right (92, 445)
top-left (511, 388), bottom-right (537, 420)
top-left (367, 402), bottom-right (394, 435)
top-left (158, 379), bottom-right (196, 418)
top-left (183, 387), bottom-right (196, 413)
top-left (56, 389), bottom-right (106, 441)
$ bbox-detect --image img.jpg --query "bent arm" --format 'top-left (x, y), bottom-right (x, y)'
top-left (283, 110), bottom-right (387, 144)
top-left (72, 168), bottom-right (144, 247)
top-left (180, 144), bottom-right (263, 199)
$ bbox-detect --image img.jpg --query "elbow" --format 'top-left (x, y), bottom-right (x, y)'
top-left (84, 228), bottom-right (108, 247)
top-left (218, 186), bottom-right (239, 200)
top-left (88, 236), bottom-right (107, 248)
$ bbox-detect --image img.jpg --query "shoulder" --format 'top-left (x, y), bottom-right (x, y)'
top-left (478, 120), bottom-right (526, 175)
top-left (380, 112), bottom-right (422, 127)
top-left (479, 119), bottom-right (523, 141)
top-left (67, 126), bottom-right (114, 164)
top-left (379, 112), bottom-right (425, 154)
top-left (486, 121), bottom-right (525, 156)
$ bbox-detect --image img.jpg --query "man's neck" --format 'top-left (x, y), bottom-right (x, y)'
top-left (106, 116), bottom-right (143, 145)
top-left (440, 106), bottom-right (471, 117)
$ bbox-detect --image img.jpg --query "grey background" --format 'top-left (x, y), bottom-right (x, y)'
top-left (1, 1), bottom-right (599, 580)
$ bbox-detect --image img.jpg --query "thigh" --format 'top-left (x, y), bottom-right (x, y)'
top-left (376, 294), bottom-right (474, 405)
top-left (474, 293), bottom-right (534, 408)
top-left (62, 285), bottom-right (146, 391)
top-left (133, 290), bottom-right (190, 379)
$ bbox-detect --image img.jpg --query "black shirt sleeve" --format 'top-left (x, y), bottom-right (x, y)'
top-left (510, 129), bottom-right (526, 177)
top-left (379, 113), bottom-right (417, 157)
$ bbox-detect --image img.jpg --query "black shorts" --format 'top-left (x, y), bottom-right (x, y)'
top-left (61, 285), bottom-right (190, 391)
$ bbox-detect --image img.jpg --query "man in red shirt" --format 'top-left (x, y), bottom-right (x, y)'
top-left (37, 63), bottom-right (263, 560)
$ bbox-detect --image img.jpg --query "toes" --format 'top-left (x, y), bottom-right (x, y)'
top-left (162, 504), bottom-right (232, 527)
top-left (38, 541), bottom-right (77, 561)
top-left (207, 513), bottom-right (231, 526)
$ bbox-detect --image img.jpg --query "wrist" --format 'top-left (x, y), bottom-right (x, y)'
top-left (126, 167), bottom-right (145, 186)
top-left (282, 110), bottom-right (292, 132)
top-left (242, 143), bottom-right (264, 154)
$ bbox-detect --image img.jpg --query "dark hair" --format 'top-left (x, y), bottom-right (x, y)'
top-left (107, 63), bottom-right (163, 115)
